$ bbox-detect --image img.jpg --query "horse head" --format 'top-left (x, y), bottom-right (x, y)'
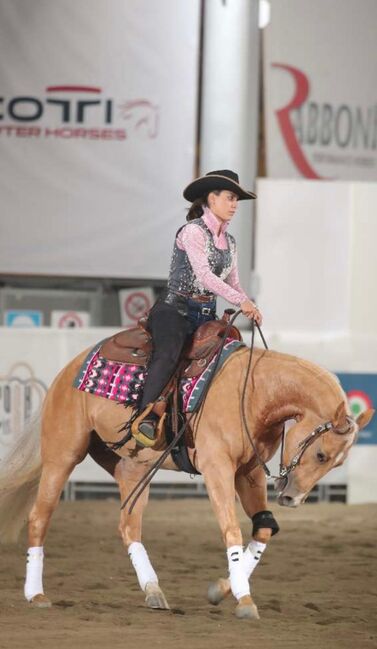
top-left (275, 401), bottom-right (375, 507)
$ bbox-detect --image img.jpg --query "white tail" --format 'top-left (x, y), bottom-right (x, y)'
top-left (0, 414), bottom-right (42, 543)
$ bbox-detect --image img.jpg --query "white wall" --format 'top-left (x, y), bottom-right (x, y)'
top-left (255, 179), bottom-right (377, 347)
top-left (252, 178), bottom-right (377, 503)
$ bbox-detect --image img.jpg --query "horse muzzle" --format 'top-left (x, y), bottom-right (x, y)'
top-left (275, 476), bottom-right (306, 507)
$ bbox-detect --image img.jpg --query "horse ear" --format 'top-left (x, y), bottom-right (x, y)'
top-left (356, 408), bottom-right (375, 431)
top-left (332, 402), bottom-right (348, 431)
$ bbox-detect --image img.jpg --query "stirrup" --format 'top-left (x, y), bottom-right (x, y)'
top-left (131, 404), bottom-right (166, 448)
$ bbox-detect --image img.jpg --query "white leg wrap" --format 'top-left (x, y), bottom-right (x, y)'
top-left (227, 545), bottom-right (250, 600)
top-left (244, 540), bottom-right (266, 579)
top-left (128, 542), bottom-right (158, 592)
top-left (24, 546), bottom-right (44, 601)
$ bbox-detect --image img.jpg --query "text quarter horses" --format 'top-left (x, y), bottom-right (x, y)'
top-left (0, 346), bottom-right (373, 619)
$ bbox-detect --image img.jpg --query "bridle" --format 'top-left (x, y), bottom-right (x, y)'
top-left (278, 421), bottom-right (333, 479)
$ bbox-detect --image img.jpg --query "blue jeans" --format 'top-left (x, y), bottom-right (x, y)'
top-left (186, 297), bottom-right (217, 333)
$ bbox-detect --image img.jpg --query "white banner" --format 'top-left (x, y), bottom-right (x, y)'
top-left (264, 0), bottom-right (377, 180)
top-left (0, 0), bottom-right (200, 278)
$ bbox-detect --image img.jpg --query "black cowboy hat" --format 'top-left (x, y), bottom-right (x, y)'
top-left (183, 169), bottom-right (256, 202)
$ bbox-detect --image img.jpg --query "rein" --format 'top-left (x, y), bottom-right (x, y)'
top-left (239, 322), bottom-right (337, 483)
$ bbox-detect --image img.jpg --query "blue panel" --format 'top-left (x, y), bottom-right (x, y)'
top-left (4, 310), bottom-right (43, 327)
top-left (336, 373), bottom-right (377, 445)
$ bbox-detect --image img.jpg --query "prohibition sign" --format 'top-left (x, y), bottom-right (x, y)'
top-left (124, 291), bottom-right (152, 321)
top-left (58, 311), bottom-right (84, 327)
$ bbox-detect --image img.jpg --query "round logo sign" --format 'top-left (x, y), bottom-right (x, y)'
top-left (347, 389), bottom-right (373, 417)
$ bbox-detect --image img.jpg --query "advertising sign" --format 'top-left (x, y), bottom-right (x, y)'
top-left (0, 0), bottom-right (200, 279)
top-left (337, 373), bottom-right (377, 445)
top-left (264, 0), bottom-right (377, 180)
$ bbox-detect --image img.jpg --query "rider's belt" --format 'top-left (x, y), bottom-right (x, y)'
top-left (190, 293), bottom-right (215, 303)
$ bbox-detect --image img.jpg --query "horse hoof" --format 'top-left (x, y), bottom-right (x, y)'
top-left (207, 578), bottom-right (230, 605)
top-left (235, 595), bottom-right (260, 620)
top-left (29, 593), bottom-right (52, 608)
top-left (145, 582), bottom-right (170, 610)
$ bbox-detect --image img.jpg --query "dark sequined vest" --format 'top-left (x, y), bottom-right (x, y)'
top-left (166, 217), bottom-right (235, 298)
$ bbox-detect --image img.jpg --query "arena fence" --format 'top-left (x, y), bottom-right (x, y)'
top-left (62, 481), bottom-right (347, 503)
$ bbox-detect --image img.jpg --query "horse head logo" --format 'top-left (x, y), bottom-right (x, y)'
top-left (118, 99), bottom-right (159, 139)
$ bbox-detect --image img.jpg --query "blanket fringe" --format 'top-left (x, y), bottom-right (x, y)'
top-left (106, 409), bottom-right (139, 451)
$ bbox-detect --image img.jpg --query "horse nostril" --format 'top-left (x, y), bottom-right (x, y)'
top-left (278, 494), bottom-right (296, 507)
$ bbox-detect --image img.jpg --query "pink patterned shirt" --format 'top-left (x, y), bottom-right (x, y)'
top-left (176, 207), bottom-right (249, 307)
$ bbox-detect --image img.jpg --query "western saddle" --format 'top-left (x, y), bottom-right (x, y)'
top-left (100, 310), bottom-right (241, 378)
top-left (99, 310), bottom-right (241, 448)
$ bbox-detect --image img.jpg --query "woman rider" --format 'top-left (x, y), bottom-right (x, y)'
top-left (133, 169), bottom-right (263, 447)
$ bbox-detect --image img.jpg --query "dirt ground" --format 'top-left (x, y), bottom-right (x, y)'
top-left (0, 498), bottom-right (376, 649)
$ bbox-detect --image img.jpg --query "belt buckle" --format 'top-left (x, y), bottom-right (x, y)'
top-left (201, 307), bottom-right (212, 315)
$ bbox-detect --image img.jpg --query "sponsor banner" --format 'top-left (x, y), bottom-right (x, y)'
top-left (264, 0), bottom-right (377, 180)
top-left (51, 310), bottom-right (91, 328)
top-left (0, 0), bottom-right (200, 278)
top-left (4, 310), bottom-right (43, 327)
top-left (118, 288), bottom-right (154, 326)
top-left (337, 373), bottom-right (377, 445)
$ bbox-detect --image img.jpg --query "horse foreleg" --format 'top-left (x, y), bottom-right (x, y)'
top-left (201, 457), bottom-right (259, 619)
top-left (208, 466), bottom-right (278, 608)
top-left (115, 458), bottom-right (169, 610)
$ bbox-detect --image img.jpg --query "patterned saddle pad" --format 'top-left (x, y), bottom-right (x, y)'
top-left (73, 338), bottom-right (245, 413)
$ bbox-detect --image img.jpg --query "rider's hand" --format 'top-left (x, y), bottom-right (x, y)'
top-left (240, 299), bottom-right (263, 326)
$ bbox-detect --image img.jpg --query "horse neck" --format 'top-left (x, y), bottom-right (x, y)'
top-left (243, 348), bottom-right (346, 426)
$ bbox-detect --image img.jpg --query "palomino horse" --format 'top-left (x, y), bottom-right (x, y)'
top-left (0, 345), bottom-right (373, 619)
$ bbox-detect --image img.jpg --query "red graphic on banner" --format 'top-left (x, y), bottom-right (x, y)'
top-left (272, 63), bottom-right (325, 179)
top-left (119, 100), bottom-right (159, 139)
top-left (46, 86), bottom-right (102, 93)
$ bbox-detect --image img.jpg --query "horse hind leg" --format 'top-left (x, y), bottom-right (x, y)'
top-left (25, 455), bottom-right (82, 608)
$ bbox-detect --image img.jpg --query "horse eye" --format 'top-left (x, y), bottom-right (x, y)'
top-left (316, 451), bottom-right (328, 464)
